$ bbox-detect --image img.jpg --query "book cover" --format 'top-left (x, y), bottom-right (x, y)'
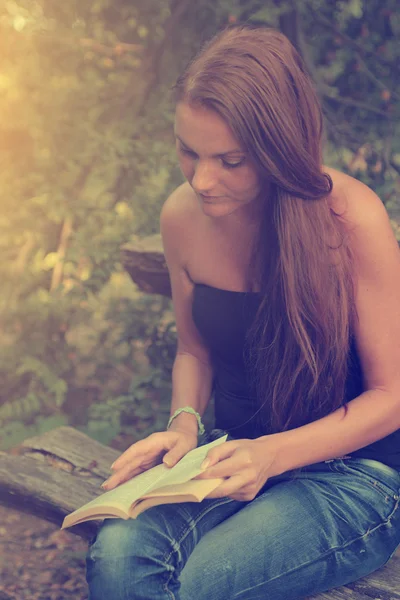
top-left (61, 435), bottom-right (227, 529)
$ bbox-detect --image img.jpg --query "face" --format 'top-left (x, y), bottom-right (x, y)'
top-left (174, 102), bottom-right (262, 219)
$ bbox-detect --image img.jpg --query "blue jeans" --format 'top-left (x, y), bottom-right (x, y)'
top-left (86, 430), bottom-right (400, 599)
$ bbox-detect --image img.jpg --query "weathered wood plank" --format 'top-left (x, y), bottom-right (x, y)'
top-left (20, 425), bottom-right (118, 479)
top-left (308, 553), bottom-right (400, 599)
top-left (348, 552), bottom-right (400, 599)
top-left (310, 590), bottom-right (364, 599)
top-left (0, 452), bottom-right (98, 539)
top-left (120, 234), bottom-right (171, 297)
top-left (0, 425), bottom-right (398, 600)
top-left (0, 427), bottom-right (119, 539)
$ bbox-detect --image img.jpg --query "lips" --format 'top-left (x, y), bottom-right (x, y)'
top-left (200, 194), bottom-right (223, 200)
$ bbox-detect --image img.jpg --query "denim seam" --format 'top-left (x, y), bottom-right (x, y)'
top-left (162, 570), bottom-right (176, 600)
top-left (330, 461), bottom-right (400, 503)
top-left (234, 496), bottom-right (400, 598)
top-left (162, 497), bottom-right (238, 599)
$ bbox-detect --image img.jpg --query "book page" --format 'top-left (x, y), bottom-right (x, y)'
top-left (62, 462), bottom-right (170, 523)
top-left (147, 435), bottom-right (227, 490)
top-left (141, 478), bottom-right (223, 500)
top-left (123, 434), bottom-right (227, 498)
top-left (62, 434), bottom-right (228, 525)
top-left (130, 478), bottom-right (223, 519)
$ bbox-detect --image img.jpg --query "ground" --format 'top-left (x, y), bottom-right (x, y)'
top-left (0, 505), bottom-right (88, 600)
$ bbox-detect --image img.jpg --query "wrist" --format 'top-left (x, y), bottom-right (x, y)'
top-left (257, 432), bottom-right (287, 478)
top-left (167, 411), bottom-right (200, 436)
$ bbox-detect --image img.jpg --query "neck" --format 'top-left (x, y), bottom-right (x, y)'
top-left (210, 192), bottom-right (265, 238)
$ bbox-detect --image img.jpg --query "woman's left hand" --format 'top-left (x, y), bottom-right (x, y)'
top-left (194, 437), bottom-right (277, 501)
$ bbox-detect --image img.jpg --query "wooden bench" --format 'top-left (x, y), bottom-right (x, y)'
top-left (0, 235), bottom-right (398, 598)
top-left (0, 426), bottom-right (398, 599)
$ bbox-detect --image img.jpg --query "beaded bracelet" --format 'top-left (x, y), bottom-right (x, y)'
top-left (167, 406), bottom-right (205, 435)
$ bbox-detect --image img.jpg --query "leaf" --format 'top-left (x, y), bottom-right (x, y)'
top-left (37, 414), bottom-right (69, 434)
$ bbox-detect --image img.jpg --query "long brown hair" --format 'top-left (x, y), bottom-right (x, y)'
top-left (175, 25), bottom-right (356, 432)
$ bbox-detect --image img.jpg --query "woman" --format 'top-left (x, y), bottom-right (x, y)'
top-left (86, 25), bottom-right (400, 599)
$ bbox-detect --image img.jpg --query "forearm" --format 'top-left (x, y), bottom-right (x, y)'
top-left (168, 351), bottom-right (214, 435)
top-left (266, 387), bottom-right (400, 477)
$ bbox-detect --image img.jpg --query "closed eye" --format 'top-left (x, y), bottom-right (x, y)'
top-left (179, 147), bottom-right (197, 158)
top-left (178, 146), bottom-right (245, 169)
top-left (222, 159), bottom-right (245, 169)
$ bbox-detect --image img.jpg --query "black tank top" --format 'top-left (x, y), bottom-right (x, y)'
top-left (192, 283), bottom-right (400, 469)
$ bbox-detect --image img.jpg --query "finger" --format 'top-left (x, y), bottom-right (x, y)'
top-left (200, 440), bottom-right (239, 469)
top-left (162, 439), bottom-right (193, 468)
top-left (205, 473), bottom-right (250, 500)
top-left (111, 433), bottom-right (174, 471)
top-left (101, 464), bottom-right (147, 490)
top-left (197, 452), bottom-right (250, 480)
top-left (110, 439), bottom-right (151, 470)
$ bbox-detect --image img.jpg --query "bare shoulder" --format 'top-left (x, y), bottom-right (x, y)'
top-left (160, 182), bottom-right (200, 260)
top-left (324, 166), bottom-right (399, 273)
top-left (161, 182), bottom-right (197, 219)
top-left (324, 165), bottom-right (390, 231)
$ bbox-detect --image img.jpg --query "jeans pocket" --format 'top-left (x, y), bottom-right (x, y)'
top-left (333, 458), bottom-right (400, 503)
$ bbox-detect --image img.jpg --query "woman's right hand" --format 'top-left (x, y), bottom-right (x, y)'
top-left (101, 429), bottom-right (199, 490)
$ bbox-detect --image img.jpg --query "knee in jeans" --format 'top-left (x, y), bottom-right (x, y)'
top-left (88, 518), bottom-right (161, 561)
top-left (180, 553), bottom-right (235, 599)
top-left (86, 518), bottom-right (173, 599)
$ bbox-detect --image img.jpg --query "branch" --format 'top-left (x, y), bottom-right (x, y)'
top-left (311, 10), bottom-right (400, 75)
top-left (50, 159), bottom-right (97, 292)
top-left (50, 217), bottom-right (73, 292)
top-left (322, 94), bottom-right (391, 118)
top-left (237, 0), bottom-right (269, 23)
top-left (14, 234), bottom-right (35, 274)
top-left (278, 6), bottom-right (319, 84)
top-left (357, 59), bottom-right (400, 102)
top-left (119, 0), bottom-right (192, 118)
top-left (7, 27), bottom-right (144, 58)
top-left (79, 37), bottom-right (143, 57)
top-left (389, 160), bottom-right (400, 177)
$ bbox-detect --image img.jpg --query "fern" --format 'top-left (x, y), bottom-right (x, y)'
top-left (16, 357), bottom-right (67, 408)
top-left (0, 358), bottom-right (67, 425)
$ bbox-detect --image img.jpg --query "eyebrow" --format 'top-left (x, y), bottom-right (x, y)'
top-left (175, 134), bottom-right (244, 158)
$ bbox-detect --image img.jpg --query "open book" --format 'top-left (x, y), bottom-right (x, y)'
top-left (61, 435), bottom-right (227, 529)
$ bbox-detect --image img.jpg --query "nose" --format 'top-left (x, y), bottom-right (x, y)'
top-left (191, 160), bottom-right (218, 195)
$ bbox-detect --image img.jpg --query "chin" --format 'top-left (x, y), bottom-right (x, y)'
top-left (200, 199), bottom-right (240, 218)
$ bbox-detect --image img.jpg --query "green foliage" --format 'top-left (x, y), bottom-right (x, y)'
top-left (1, 414), bottom-right (69, 451)
top-left (86, 370), bottom-right (172, 446)
top-left (298, 0), bottom-right (399, 207)
top-left (0, 356), bottom-right (67, 421)
top-left (0, 0), bottom-right (398, 449)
